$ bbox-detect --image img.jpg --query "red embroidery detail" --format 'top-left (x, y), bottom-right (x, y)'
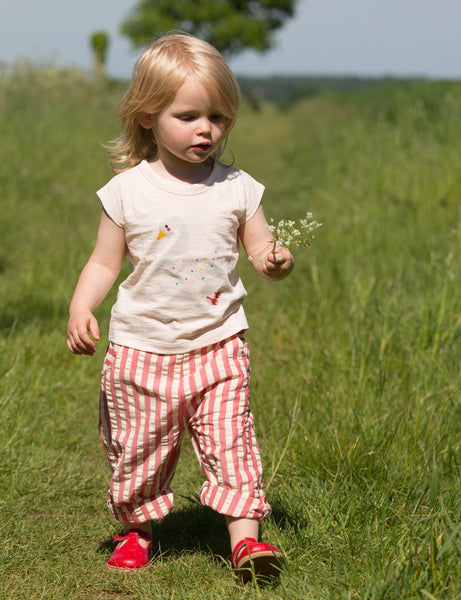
top-left (206, 291), bottom-right (221, 305)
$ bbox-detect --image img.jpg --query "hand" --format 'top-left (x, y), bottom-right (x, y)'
top-left (262, 246), bottom-right (294, 280)
top-left (67, 309), bottom-right (100, 356)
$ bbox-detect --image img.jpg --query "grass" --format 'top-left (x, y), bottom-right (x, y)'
top-left (1, 64), bottom-right (461, 598)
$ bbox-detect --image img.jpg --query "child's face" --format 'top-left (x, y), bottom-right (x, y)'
top-left (149, 78), bottom-right (228, 175)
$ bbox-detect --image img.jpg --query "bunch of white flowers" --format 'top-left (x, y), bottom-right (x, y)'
top-left (248, 211), bottom-right (322, 263)
top-left (268, 212), bottom-right (322, 251)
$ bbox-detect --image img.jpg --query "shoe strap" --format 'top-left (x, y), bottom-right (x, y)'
top-left (114, 528), bottom-right (152, 544)
top-left (231, 537), bottom-right (258, 566)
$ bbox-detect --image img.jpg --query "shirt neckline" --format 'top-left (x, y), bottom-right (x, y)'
top-left (139, 159), bottom-right (221, 195)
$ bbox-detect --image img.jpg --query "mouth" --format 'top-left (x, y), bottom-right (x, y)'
top-left (191, 143), bottom-right (212, 153)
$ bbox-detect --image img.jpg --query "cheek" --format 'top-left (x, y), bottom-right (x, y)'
top-left (213, 123), bottom-right (227, 140)
top-left (157, 123), bottom-right (189, 147)
top-left (171, 130), bottom-right (193, 149)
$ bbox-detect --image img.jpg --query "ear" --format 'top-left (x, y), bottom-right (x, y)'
top-left (138, 113), bottom-right (154, 129)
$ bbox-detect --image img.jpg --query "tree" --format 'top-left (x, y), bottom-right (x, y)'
top-left (120, 0), bottom-right (297, 57)
top-left (90, 31), bottom-right (110, 79)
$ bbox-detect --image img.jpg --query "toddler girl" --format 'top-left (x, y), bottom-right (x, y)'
top-left (67, 32), bottom-right (294, 581)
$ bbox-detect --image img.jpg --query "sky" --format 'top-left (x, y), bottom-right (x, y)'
top-left (1, 0), bottom-right (461, 80)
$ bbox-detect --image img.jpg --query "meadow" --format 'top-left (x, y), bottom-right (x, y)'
top-left (1, 63), bottom-right (461, 599)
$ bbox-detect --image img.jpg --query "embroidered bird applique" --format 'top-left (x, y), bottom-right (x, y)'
top-left (157, 224), bottom-right (171, 239)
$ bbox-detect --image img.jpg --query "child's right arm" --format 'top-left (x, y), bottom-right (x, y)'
top-left (67, 210), bottom-right (126, 356)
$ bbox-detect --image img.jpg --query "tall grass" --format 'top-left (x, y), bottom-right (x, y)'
top-left (1, 65), bottom-right (461, 599)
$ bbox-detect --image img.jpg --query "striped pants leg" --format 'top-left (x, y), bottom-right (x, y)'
top-left (99, 334), bottom-right (271, 523)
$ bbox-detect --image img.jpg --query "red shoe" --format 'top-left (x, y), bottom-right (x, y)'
top-left (231, 537), bottom-right (282, 582)
top-left (105, 529), bottom-right (153, 571)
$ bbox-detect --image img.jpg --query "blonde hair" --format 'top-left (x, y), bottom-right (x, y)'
top-left (108, 32), bottom-right (241, 173)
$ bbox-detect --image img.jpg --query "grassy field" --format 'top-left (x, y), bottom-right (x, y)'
top-left (1, 63), bottom-right (461, 599)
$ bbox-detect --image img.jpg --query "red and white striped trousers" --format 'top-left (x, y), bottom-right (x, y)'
top-left (99, 334), bottom-right (271, 524)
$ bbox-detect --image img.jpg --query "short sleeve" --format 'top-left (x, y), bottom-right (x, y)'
top-left (96, 177), bottom-right (124, 227)
top-left (238, 170), bottom-right (265, 224)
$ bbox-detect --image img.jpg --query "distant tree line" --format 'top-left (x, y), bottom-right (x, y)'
top-left (237, 75), bottom-right (399, 109)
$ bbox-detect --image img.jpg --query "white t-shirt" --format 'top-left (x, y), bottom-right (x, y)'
top-left (97, 159), bottom-right (264, 354)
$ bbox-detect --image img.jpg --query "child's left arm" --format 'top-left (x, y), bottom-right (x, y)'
top-left (239, 205), bottom-right (294, 281)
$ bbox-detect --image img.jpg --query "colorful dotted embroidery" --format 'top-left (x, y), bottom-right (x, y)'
top-left (170, 250), bottom-right (219, 290)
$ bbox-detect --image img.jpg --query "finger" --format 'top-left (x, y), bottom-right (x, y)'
top-left (71, 328), bottom-right (95, 354)
top-left (266, 253), bottom-right (284, 269)
top-left (89, 317), bottom-right (100, 342)
top-left (77, 326), bottom-right (95, 345)
top-left (67, 336), bottom-right (82, 355)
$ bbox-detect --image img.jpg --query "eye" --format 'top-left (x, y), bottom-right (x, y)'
top-left (178, 114), bottom-right (196, 122)
top-left (209, 113), bottom-right (224, 123)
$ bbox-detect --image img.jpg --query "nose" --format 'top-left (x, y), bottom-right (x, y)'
top-left (196, 117), bottom-right (211, 135)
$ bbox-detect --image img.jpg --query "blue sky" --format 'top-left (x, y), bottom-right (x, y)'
top-left (1, 0), bottom-right (461, 79)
